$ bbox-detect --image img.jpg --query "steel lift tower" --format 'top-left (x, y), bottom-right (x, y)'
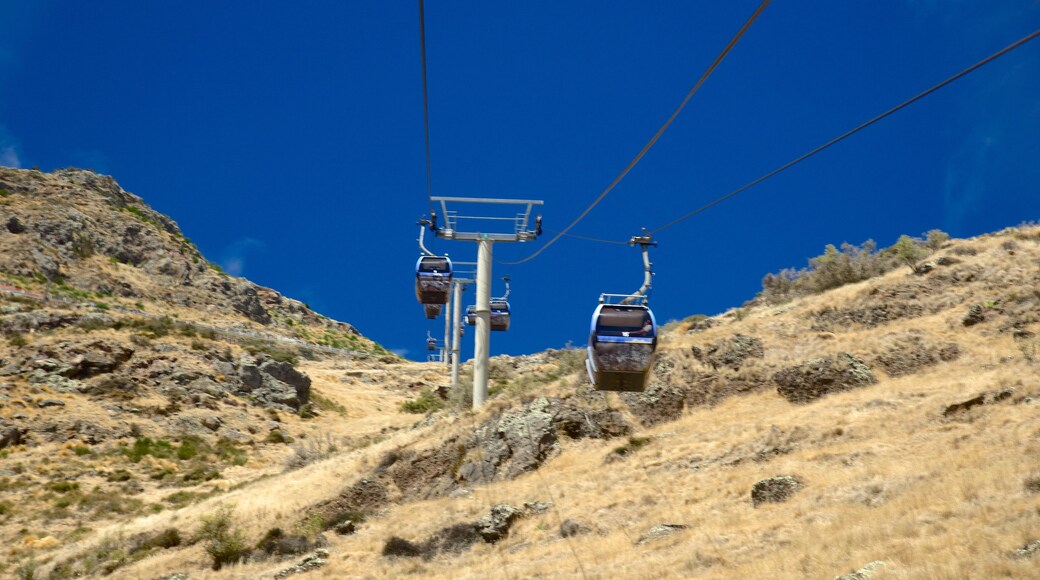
top-left (430, 196), bottom-right (542, 408)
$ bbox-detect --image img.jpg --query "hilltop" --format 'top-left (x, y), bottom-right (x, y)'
top-left (1, 167), bottom-right (1039, 579)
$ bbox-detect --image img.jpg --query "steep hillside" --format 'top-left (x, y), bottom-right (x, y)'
top-left (1, 167), bottom-right (1039, 579)
top-left (0, 167), bottom-right (429, 578)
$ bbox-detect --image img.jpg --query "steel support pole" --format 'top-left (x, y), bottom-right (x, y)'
top-left (443, 288), bottom-right (451, 367)
top-left (451, 281), bottom-right (463, 385)
top-left (472, 238), bottom-right (493, 408)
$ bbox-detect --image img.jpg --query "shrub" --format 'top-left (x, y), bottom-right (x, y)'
top-left (925, 229), bottom-right (950, 250)
top-left (284, 432), bottom-right (339, 471)
top-left (71, 233), bottom-right (96, 259)
top-left (8, 333), bottom-right (27, 347)
top-left (400, 390), bottom-right (446, 414)
top-left (124, 437), bottom-right (175, 462)
top-left (894, 234), bottom-right (927, 273)
top-left (198, 505), bottom-right (249, 570)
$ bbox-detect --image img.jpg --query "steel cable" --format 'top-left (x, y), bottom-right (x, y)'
top-left (648, 26), bottom-right (1040, 235)
top-left (501, 0), bottom-right (772, 265)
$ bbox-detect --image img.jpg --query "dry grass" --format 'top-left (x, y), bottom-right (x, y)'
top-left (11, 225), bottom-right (1040, 579)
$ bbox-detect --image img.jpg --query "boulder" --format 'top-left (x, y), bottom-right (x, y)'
top-left (773, 353), bottom-right (876, 404)
top-left (231, 284), bottom-right (271, 325)
top-left (0, 426), bottom-right (26, 449)
top-left (751, 475), bottom-right (803, 507)
top-left (476, 504), bottom-right (522, 543)
top-left (636, 523), bottom-right (688, 545)
top-left (962, 304), bottom-right (986, 326)
top-left (692, 334), bottom-right (764, 370)
top-left (560, 519), bottom-right (591, 538)
top-left (834, 560), bottom-right (886, 580)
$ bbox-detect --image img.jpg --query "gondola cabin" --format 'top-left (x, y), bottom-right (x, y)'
top-left (490, 299), bottom-right (510, 332)
top-left (465, 302), bottom-right (510, 331)
top-left (415, 256), bottom-right (452, 317)
top-left (585, 303), bottom-right (657, 392)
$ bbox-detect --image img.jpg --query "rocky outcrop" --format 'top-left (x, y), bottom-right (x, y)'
top-left (636, 523), bottom-right (688, 545)
top-left (942, 388), bottom-right (1014, 417)
top-left (870, 332), bottom-right (960, 377)
top-left (751, 475), bottom-right (803, 507)
top-left (773, 353), bottom-right (876, 403)
top-left (273, 549), bottom-right (330, 579)
top-left (834, 561), bottom-right (886, 580)
top-left (962, 303), bottom-right (986, 326)
top-left (381, 504), bottom-right (522, 560)
top-left (462, 397), bottom-right (629, 483)
top-left (692, 334), bottom-right (764, 370)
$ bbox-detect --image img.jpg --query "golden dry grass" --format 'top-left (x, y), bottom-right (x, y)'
top-left (11, 226), bottom-right (1040, 579)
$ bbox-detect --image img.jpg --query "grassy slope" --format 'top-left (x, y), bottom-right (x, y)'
top-left (18, 225), bottom-right (1040, 579)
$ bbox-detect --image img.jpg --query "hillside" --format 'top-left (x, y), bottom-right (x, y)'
top-left (1, 167), bottom-right (1039, 579)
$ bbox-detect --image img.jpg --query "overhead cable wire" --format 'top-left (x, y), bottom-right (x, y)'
top-left (419, 0), bottom-right (434, 207)
top-left (650, 26), bottom-right (1040, 235)
top-left (544, 228), bottom-right (631, 246)
top-left (500, 0), bottom-right (772, 265)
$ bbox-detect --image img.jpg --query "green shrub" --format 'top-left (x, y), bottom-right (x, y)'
top-left (925, 229), bottom-right (950, 250)
top-left (8, 333), bottom-right (27, 347)
top-left (48, 481), bottom-right (80, 493)
top-left (198, 505), bottom-right (249, 570)
top-left (399, 390), bottom-right (446, 414)
top-left (124, 437), bottom-right (175, 462)
top-left (894, 234), bottom-right (927, 273)
top-left (611, 436), bottom-right (652, 459)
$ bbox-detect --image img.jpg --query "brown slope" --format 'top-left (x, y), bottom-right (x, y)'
top-left (7, 196), bottom-right (1040, 578)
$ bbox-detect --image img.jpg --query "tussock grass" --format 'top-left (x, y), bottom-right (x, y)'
top-left (21, 226), bottom-right (1040, 579)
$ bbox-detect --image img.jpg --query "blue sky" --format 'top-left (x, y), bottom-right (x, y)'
top-left (2, 1), bottom-right (1038, 360)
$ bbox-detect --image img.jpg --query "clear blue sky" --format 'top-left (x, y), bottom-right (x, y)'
top-left (2, 2), bottom-right (1038, 360)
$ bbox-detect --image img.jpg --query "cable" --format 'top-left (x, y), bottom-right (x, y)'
top-left (419, 0), bottom-right (434, 207)
top-left (650, 26), bottom-right (1040, 235)
top-left (544, 228), bottom-right (630, 246)
top-left (500, 0), bottom-right (772, 265)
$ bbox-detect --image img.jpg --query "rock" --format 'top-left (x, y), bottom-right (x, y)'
top-left (201, 416), bottom-right (222, 431)
top-left (523, 501), bottom-right (553, 514)
top-left (691, 334), bottom-right (764, 370)
top-left (1012, 539), bottom-right (1040, 559)
top-left (37, 399), bottom-right (66, 408)
top-left (231, 284), bottom-right (271, 325)
top-left (244, 360), bottom-right (311, 410)
top-left (273, 548), bottom-right (330, 579)
top-left (6, 216), bottom-right (26, 234)
top-left (636, 523), bottom-right (688, 544)
top-left (31, 247), bottom-right (62, 281)
top-left (559, 519), bottom-right (590, 538)
top-left (0, 311), bottom-right (80, 333)
top-left (834, 560), bottom-right (886, 579)
top-left (382, 537), bottom-right (423, 558)
top-left (333, 521), bottom-right (356, 535)
top-left (257, 528), bottom-right (326, 556)
top-left (751, 475), bottom-right (803, 507)
top-left (308, 477), bottom-right (389, 528)
top-left (773, 353), bottom-right (877, 404)
top-left (871, 333), bottom-right (960, 377)
top-left (962, 304), bottom-right (986, 326)
top-left (943, 388), bottom-right (1015, 417)
top-left (476, 504), bottom-right (522, 543)
top-left (61, 341), bottom-right (134, 378)
top-left (423, 523), bottom-right (481, 555)
top-left (0, 426), bottom-right (26, 449)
